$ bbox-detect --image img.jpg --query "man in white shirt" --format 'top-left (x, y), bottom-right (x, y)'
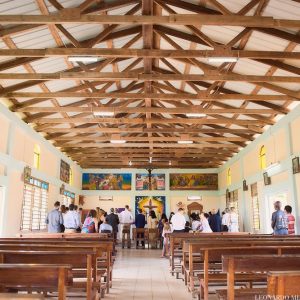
top-left (171, 208), bottom-right (186, 233)
top-left (63, 204), bottom-right (80, 233)
top-left (222, 208), bottom-right (230, 232)
top-left (119, 205), bottom-right (134, 239)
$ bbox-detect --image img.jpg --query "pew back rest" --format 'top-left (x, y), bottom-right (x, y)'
top-left (268, 271), bottom-right (300, 296)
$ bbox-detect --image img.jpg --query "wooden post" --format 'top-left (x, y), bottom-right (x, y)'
top-left (58, 267), bottom-right (66, 300)
top-left (227, 257), bottom-right (235, 300)
top-left (203, 249), bottom-right (209, 300)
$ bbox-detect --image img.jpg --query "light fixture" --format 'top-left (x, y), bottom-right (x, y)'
top-left (68, 56), bottom-right (98, 62)
top-left (208, 57), bottom-right (238, 63)
top-left (93, 111), bottom-right (114, 117)
top-left (265, 162), bottom-right (280, 171)
top-left (110, 134), bottom-right (126, 144)
top-left (178, 134), bottom-right (193, 144)
top-left (186, 113), bottom-right (206, 118)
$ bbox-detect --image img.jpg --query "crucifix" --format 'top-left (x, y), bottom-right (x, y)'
top-left (143, 198), bottom-right (158, 219)
top-left (146, 168), bottom-right (153, 190)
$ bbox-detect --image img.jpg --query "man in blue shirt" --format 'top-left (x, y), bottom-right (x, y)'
top-left (271, 201), bottom-right (288, 235)
top-left (45, 201), bottom-right (63, 233)
top-left (135, 209), bottom-right (146, 247)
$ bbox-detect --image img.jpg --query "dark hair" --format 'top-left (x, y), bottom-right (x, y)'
top-left (65, 207), bottom-right (69, 212)
top-left (74, 205), bottom-right (78, 210)
top-left (138, 208), bottom-right (143, 214)
top-left (285, 205), bottom-right (292, 213)
top-left (69, 203), bottom-right (75, 211)
top-left (60, 205), bottom-right (66, 213)
top-left (125, 205), bottom-right (129, 209)
top-left (150, 210), bottom-right (157, 219)
top-left (204, 213), bottom-right (210, 219)
top-left (190, 212), bottom-right (198, 221)
top-left (79, 208), bottom-right (82, 211)
top-left (88, 209), bottom-right (97, 218)
top-left (178, 208), bottom-right (184, 212)
top-left (161, 213), bottom-right (168, 222)
top-left (169, 212), bottom-right (175, 223)
top-left (54, 201), bottom-right (60, 207)
top-left (110, 208), bottom-right (114, 213)
top-left (105, 216), bottom-right (110, 223)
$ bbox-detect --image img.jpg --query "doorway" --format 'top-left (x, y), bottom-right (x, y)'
top-left (265, 191), bottom-right (288, 234)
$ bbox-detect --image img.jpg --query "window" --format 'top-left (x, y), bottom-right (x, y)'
top-left (69, 168), bottom-right (73, 186)
top-left (227, 168), bottom-right (232, 186)
top-left (33, 144), bottom-right (41, 170)
top-left (259, 145), bottom-right (266, 170)
top-left (251, 183), bottom-right (260, 232)
top-left (21, 177), bottom-right (49, 231)
top-left (62, 190), bottom-right (75, 207)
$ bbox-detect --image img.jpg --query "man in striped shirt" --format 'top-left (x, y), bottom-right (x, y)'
top-left (284, 205), bottom-right (295, 235)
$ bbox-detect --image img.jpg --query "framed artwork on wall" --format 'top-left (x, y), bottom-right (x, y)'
top-left (243, 180), bottom-right (248, 191)
top-left (292, 157), bottom-right (300, 174)
top-left (263, 172), bottom-right (271, 186)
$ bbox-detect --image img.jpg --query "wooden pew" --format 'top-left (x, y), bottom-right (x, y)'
top-left (0, 264), bottom-right (72, 300)
top-left (268, 271), bottom-right (300, 298)
top-left (221, 255), bottom-right (300, 300)
top-left (0, 238), bottom-right (114, 294)
top-left (0, 294), bottom-right (44, 299)
top-left (0, 250), bottom-right (96, 300)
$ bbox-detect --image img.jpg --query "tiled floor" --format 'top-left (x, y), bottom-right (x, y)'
top-left (106, 248), bottom-right (195, 300)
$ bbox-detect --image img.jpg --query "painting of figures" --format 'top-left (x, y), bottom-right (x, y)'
top-left (170, 173), bottom-right (218, 190)
top-left (135, 173), bottom-right (165, 190)
top-left (135, 196), bottom-right (166, 220)
top-left (82, 173), bottom-right (132, 190)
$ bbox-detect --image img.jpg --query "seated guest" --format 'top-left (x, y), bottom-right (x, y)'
top-left (100, 216), bottom-right (113, 233)
top-left (81, 209), bottom-right (98, 233)
top-left (135, 209), bottom-right (146, 247)
top-left (106, 207), bottom-right (120, 240)
top-left (64, 203), bottom-right (80, 233)
top-left (45, 201), bottom-right (63, 233)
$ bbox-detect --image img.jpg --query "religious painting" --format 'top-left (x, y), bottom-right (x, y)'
top-left (135, 196), bottom-right (166, 220)
top-left (263, 172), bottom-right (271, 186)
top-left (60, 160), bottom-right (70, 184)
top-left (82, 173), bottom-right (132, 190)
top-left (135, 173), bottom-right (165, 190)
top-left (169, 173), bottom-right (218, 190)
top-left (292, 157), bottom-right (300, 174)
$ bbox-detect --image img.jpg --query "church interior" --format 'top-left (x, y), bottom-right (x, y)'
top-left (0, 0), bottom-right (300, 299)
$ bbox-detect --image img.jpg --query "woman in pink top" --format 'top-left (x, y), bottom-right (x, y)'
top-left (284, 205), bottom-right (295, 235)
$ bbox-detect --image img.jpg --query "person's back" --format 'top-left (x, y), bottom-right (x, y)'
top-left (82, 209), bottom-right (98, 233)
top-left (106, 209), bottom-right (119, 232)
top-left (171, 208), bottom-right (186, 232)
top-left (285, 205), bottom-right (295, 235)
top-left (272, 201), bottom-right (288, 235)
top-left (100, 217), bottom-right (113, 233)
top-left (64, 204), bottom-right (80, 232)
top-left (119, 206), bottom-right (133, 224)
top-left (45, 201), bottom-right (63, 233)
top-left (209, 209), bottom-right (221, 232)
top-left (135, 212), bottom-right (146, 228)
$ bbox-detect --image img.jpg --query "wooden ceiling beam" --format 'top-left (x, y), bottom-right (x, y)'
top-left (5, 92), bottom-right (295, 101)
top-left (17, 106), bottom-right (279, 115)
top-left (1, 48), bottom-right (300, 59)
top-left (0, 14), bottom-right (299, 28)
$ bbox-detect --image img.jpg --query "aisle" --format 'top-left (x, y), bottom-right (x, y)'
top-left (105, 248), bottom-right (193, 300)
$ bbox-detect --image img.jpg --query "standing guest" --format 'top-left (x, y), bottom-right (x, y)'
top-left (170, 208), bottom-right (186, 233)
top-left (74, 205), bottom-right (82, 232)
top-left (135, 209), bottom-right (146, 247)
top-left (119, 205), bottom-right (134, 238)
top-left (81, 209), bottom-right (98, 233)
top-left (45, 201), bottom-right (63, 233)
top-left (161, 222), bottom-right (172, 258)
top-left (100, 217), bottom-right (113, 233)
top-left (191, 213), bottom-right (202, 232)
top-left (271, 201), bottom-right (288, 235)
top-left (228, 207), bottom-right (239, 232)
top-left (168, 212), bottom-right (175, 224)
top-left (158, 213), bottom-right (168, 239)
top-left (284, 205), bottom-right (295, 235)
top-left (221, 208), bottom-right (230, 232)
top-left (64, 203), bottom-right (80, 233)
top-left (209, 209), bottom-right (222, 232)
top-left (148, 210), bottom-right (158, 248)
top-left (201, 213), bottom-right (213, 233)
top-left (106, 208), bottom-right (120, 241)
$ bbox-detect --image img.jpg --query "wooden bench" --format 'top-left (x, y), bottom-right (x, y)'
top-left (133, 228), bottom-right (148, 249)
top-left (0, 264), bottom-right (72, 300)
top-left (220, 255), bottom-right (300, 300)
top-left (0, 250), bottom-right (97, 300)
top-left (0, 238), bottom-right (114, 294)
top-left (0, 294), bottom-right (44, 299)
top-left (268, 270), bottom-right (300, 298)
